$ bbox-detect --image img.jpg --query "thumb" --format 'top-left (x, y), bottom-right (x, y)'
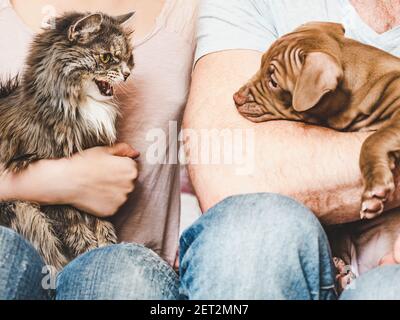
top-left (108, 143), bottom-right (140, 159)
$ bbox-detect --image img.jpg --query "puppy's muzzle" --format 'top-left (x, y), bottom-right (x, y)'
top-left (233, 87), bottom-right (268, 121)
top-left (233, 87), bottom-right (251, 107)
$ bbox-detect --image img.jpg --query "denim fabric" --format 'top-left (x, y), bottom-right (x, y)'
top-left (2, 193), bottom-right (400, 300)
top-left (0, 227), bottom-right (49, 300)
top-left (56, 244), bottom-right (179, 300)
top-left (180, 193), bottom-right (337, 300)
top-left (0, 227), bottom-right (179, 300)
top-left (341, 265), bottom-right (400, 300)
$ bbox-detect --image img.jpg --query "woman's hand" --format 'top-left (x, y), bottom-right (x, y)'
top-left (0, 143), bottom-right (139, 217)
top-left (66, 143), bottom-right (140, 217)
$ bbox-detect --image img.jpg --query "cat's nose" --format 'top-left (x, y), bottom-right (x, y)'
top-left (123, 70), bottom-right (131, 81)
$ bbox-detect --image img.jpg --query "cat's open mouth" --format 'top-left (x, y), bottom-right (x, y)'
top-left (94, 79), bottom-right (114, 97)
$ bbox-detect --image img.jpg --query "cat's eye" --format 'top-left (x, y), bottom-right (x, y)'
top-left (100, 53), bottom-right (112, 64)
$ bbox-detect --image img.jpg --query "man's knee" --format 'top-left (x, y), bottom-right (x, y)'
top-left (341, 265), bottom-right (400, 300)
top-left (181, 193), bottom-right (324, 254)
top-left (179, 193), bottom-right (334, 300)
top-left (56, 243), bottom-right (179, 300)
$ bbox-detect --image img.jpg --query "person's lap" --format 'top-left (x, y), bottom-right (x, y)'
top-left (0, 226), bottom-right (50, 300)
top-left (179, 193), bottom-right (337, 300)
top-left (180, 193), bottom-right (400, 300)
top-left (0, 227), bottom-right (179, 300)
top-left (1, 193), bottom-right (400, 300)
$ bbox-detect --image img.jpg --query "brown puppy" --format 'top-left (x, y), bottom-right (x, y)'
top-left (234, 22), bottom-right (400, 220)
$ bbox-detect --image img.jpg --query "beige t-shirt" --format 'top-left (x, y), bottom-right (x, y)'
top-left (0, 0), bottom-right (198, 265)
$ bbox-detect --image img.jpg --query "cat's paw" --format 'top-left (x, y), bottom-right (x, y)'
top-left (94, 220), bottom-right (117, 247)
top-left (361, 177), bottom-right (395, 219)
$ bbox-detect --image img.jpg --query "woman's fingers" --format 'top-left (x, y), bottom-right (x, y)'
top-left (108, 143), bottom-right (140, 159)
top-left (64, 145), bottom-right (140, 217)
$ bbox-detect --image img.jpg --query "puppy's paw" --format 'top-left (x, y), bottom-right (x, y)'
top-left (361, 180), bottom-right (395, 219)
top-left (361, 197), bottom-right (385, 219)
top-left (333, 257), bottom-right (356, 294)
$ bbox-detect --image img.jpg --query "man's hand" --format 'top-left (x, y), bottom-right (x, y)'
top-left (183, 50), bottom-right (400, 225)
top-left (0, 143), bottom-right (139, 217)
top-left (379, 235), bottom-right (400, 266)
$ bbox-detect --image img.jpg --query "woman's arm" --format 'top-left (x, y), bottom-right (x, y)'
top-left (184, 50), bottom-right (400, 225)
top-left (0, 143), bottom-right (139, 217)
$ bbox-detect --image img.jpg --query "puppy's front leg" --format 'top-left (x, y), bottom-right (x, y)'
top-left (360, 114), bottom-right (400, 219)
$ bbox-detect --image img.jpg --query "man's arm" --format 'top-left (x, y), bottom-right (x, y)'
top-left (183, 50), bottom-right (400, 225)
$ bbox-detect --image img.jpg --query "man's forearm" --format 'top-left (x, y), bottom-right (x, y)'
top-left (184, 51), bottom-right (400, 225)
top-left (239, 121), bottom-right (373, 225)
top-left (185, 119), bottom-right (376, 225)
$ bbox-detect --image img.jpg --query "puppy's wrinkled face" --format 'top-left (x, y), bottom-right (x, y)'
top-left (233, 22), bottom-right (345, 123)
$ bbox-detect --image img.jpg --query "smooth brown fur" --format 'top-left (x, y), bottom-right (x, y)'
top-left (234, 22), bottom-right (400, 220)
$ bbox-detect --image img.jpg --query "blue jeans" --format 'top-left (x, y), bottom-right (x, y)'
top-left (1, 193), bottom-right (400, 300)
top-left (0, 228), bottom-right (178, 300)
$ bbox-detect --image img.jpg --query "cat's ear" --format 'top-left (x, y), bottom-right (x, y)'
top-left (68, 13), bottom-right (103, 42)
top-left (114, 12), bottom-right (135, 25)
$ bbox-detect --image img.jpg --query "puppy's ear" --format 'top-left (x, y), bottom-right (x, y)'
top-left (68, 13), bottom-right (103, 42)
top-left (293, 52), bottom-right (342, 112)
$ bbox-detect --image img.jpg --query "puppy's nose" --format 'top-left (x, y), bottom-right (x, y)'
top-left (123, 70), bottom-right (131, 81)
top-left (233, 87), bottom-right (250, 107)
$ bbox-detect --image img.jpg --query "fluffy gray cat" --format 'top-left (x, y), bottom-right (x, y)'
top-left (0, 11), bottom-right (135, 270)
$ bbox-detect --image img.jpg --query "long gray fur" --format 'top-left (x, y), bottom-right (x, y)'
top-left (0, 11), bottom-right (135, 270)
